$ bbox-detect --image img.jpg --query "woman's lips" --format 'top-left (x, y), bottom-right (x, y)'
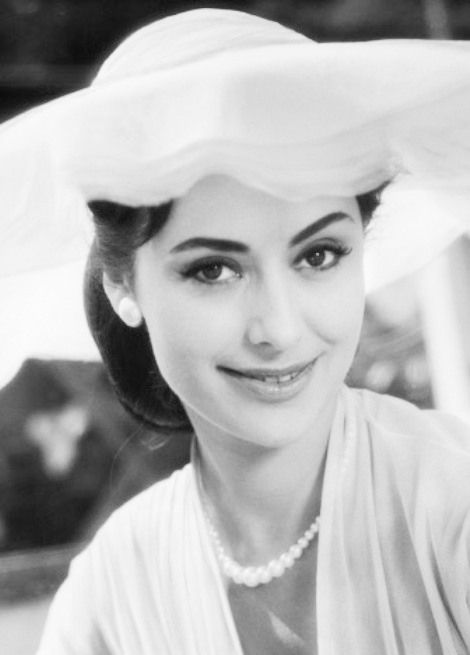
top-left (219, 361), bottom-right (315, 401)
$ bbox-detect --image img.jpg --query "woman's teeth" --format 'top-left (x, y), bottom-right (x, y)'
top-left (253, 371), bottom-right (300, 384)
top-left (220, 361), bottom-right (315, 402)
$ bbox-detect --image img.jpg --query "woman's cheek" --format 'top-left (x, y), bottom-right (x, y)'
top-left (144, 293), bottom-right (239, 369)
top-left (306, 275), bottom-right (365, 347)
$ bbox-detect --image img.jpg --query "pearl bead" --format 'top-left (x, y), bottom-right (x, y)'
top-left (221, 554), bottom-right (232, 568)
top-left (232, 566), bottom-right (244, 585)
top-left (297, 536), bottom-right (309, 549)
top-left (267, 560), bottom-right (284, 578)
top-left (242, 567), bottom-right (259, 587)
top-left (289, 544), bottom-right (302, 559)
top-left (280, 552), bottom-right (295, 568)
top-left (258, 567), bottom-right (272, 584)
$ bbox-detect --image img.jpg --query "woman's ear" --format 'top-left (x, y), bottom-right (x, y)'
top-left (102, 272), bottom-right (143, 328)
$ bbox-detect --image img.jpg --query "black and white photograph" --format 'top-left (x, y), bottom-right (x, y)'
top-left (1, 1), bottom-right (470, 653)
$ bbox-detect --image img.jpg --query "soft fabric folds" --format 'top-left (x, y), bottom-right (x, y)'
top-left (36, 387), bottom-right (470, 654)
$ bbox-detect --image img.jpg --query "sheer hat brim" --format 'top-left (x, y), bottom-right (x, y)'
top-left (1, 8), bottom-right (470, 378)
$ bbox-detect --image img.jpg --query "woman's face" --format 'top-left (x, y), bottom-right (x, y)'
top-left (133, 175), bottom-right (365, 448)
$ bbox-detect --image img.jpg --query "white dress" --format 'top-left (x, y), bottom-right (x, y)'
top-left (36, 387), bottom-right (470, 654)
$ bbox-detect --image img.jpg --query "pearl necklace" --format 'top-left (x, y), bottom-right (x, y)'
top-left (204, 504), bottom-right (320, 587)
top-left (193, 389), bottom-right (354, 588)
top-left (194, 456), bottom-right (320, 587)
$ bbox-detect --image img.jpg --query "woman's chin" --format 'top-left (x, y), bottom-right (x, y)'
top-left (188, 393), bottom-right (338, 453)
top-left (181, 354), bottom-right (348, 451)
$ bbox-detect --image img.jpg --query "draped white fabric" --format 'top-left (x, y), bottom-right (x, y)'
top-left (36, 387), bottom-right (470, 654)
top-left (2, 10), bottom-right (470, 282)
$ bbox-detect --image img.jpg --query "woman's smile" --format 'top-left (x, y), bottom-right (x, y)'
top-left (133, 174), bottom-right (366, 448)
top-left (218, 360), bottom-right (316, 402)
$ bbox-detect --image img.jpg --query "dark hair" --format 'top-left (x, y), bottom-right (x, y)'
top-left (84, 187), bottom-right (384, 432)
top-left (84, 200), bottom-right (190, 432)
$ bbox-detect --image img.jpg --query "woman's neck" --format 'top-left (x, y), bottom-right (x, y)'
top-left (191, 399), bottom-right (336, 565)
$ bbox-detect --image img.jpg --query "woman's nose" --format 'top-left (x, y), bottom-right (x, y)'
top-left (245, 277), bottom-right (303, 352)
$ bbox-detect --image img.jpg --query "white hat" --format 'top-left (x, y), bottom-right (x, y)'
top-left (1, 8), bottom-right (470, 380)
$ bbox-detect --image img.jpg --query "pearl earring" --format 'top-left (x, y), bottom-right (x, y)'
top-left (117, 297), bottom-right (142, 327)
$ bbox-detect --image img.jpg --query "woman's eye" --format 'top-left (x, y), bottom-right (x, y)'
top-left (184, 260), bottom-right (240, 284)
top-left (299, 244), bottom-right (351, 271)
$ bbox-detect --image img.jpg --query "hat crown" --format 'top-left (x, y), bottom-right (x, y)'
top-left (94, 8), bottom-right (309, 86)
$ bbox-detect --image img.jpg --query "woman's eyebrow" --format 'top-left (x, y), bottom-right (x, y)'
top-left (289, 212), bottom-right (353, 247)
top-left (170, 237), bottom-right (249, 254)
top-left (170, 211), bottom-right (352, 254)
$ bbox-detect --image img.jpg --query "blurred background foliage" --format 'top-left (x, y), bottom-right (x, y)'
top-left (0, 0), bottom-right (452, 574)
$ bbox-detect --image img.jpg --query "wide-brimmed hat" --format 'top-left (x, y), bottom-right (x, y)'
top-left (1, 8), bottom-right (470, 382)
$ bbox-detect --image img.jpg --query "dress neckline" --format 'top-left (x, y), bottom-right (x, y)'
top-left (188, 385), bottom-right (355, 655)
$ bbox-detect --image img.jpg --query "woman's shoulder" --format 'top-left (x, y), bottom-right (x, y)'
top-left (83, 462), bottom-right (193, 561)
top-left (351, 385), bottom-right (470, 456)
top-left (37, 464), bottom-right (195, 652)
top-left (349, 386), bottom-right (470, 517)
top-left (106, 461), bottom-right (192, 527)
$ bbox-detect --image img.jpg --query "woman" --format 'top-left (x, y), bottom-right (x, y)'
top-left (1, 8), bottom-right (470, 655)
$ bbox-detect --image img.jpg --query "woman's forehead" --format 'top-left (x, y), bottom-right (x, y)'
top-left (164, 175), bottom-right (360, 243)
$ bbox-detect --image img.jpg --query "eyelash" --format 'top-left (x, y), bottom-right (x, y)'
top-left (181, 243), bottom-right (352, 285)
top-left (294, 242), bottom-right (352, 272)
top-left (181, 256), bottom-right (241, 285)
